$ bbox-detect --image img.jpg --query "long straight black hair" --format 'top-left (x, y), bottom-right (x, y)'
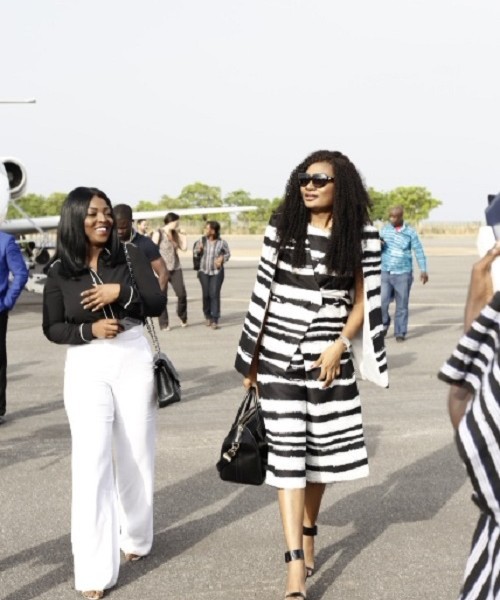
top-left (52, 186), bottom-right (121, 276)
top-left (275, 150), bottom-right (372, 275)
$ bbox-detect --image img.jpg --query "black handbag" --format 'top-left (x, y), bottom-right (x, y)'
top-left (216, 386), bottom-right (268, 485)
top-left (152, 350), bottom-right (181, 408)
top-left (123, 243), bottom-right (181, 408)
top-left (193, 236), bottom-right (206, 271)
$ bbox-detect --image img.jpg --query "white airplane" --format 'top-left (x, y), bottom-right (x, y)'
top-left (0, 157), bottom-right (257, 292)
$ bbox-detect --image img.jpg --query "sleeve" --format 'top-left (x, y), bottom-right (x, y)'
top-left (42, 269), bottom-right (94, 345)
top-left (126, 244), bottom-right (166, 317)
top-left (140, 237), bottom-right (161, 262)
top-left (2, 238), bottom-right (29, 311)
top-left (411, 230), bottom-right (427, 272)
top-left (438, 293), bottom-right (500, 392)
top-left (221, 240), bottom-right (230, 263)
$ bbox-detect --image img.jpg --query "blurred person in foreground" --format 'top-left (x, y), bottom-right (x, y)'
top-left (235, 150), bottom-right (388, 599)
top-left (379, 205), bottom-right (428, 341)
top-left (152, 212), bottom-right (188, 330)
top-left (439, 242), bottom-right (500, 600)
top-left (113, 204), bottom-right (168, 291)
top-left (0, 231), bottom-right (29, 425)
top-left (42, 187), bottom-right (165, 599)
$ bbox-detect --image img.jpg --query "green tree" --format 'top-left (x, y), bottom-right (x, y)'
top-left (368, 187), bottom-right (391, 221)
top-left (7, 192), bottom-right (66, 218)
top-left (179, 182), bottom-right (222, 208)
top-left (387, 186), bottom-right (442, 224)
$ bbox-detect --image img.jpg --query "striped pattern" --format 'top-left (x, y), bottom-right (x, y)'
top-left (235, 218), bottom-right (388, 388)
top-left (235, 221), bottom-right (388, 487)
top-left (439, 292), bottom-right (500, 599)
top-left (380, 222), bottom-right (427, 274)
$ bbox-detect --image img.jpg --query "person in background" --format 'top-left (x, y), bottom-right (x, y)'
top-left (0, 231), bottom-right (29, 425)
top-left (42, 187), bottom-right (165, 599)
top-left (113, 204), bottom-right (168, 292)
top-left (235, 150), bottom-right (387, 600)
top-left (152, 212), bottom-right (188, 330)
top-left (379, 205), bottom-right (428, 342)
top-left (439, 243), bottom-right (500, 599)
top-left (193, 220), bottom-right (230, 330)
top-left (136, 219), bottom-right (150, 237)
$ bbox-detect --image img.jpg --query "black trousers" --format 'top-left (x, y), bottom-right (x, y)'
top-left (0, 311), bottom-right (8, 416)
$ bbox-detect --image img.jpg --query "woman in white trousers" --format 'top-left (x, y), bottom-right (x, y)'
top-left (43, 187), bottom-right (166, 599)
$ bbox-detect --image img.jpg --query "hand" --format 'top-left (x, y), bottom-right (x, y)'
top-left (81, 284), bottom-right (121, 312)
top-left (197, 242), bottom-right (204, 253)
top-left (420, 272), bottom-right (429, 284)
top-left (91, 318), bottom-right (124, 339)
top-left (215, 256), bottom-right (224, 269)
top-left (243, 377), bottom-right (255, 389)
top-left (311, 340), bottom-right (345, 388)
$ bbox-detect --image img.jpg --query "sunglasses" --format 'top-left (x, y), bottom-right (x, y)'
top-left (298, 173), bottom-right (335, 188)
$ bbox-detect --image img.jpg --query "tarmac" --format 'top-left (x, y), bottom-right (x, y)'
top-left (0, 234), bottom-right (483, 600)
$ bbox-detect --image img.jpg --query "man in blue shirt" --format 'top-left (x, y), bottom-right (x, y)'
top-left (0, 232), bottom-right (29, 424)
top-left (380, 206), bottom-right (429, 342)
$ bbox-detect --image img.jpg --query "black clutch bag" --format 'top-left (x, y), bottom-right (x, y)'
top-left (216, 387), bottom-right (268, 486)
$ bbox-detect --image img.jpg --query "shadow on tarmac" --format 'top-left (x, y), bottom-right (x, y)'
top-left (309, 443), bottom-right (466, 599)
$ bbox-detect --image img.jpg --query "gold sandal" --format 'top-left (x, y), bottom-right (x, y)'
top-left (81, 591), bottom-right (104, 600)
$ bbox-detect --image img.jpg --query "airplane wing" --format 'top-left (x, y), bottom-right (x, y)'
top-left (0, 205), bottom-right (258, 236)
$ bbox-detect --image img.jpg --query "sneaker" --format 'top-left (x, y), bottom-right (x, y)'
top-left (160, 325), bottom-right (171, 331)
top-left (180, 321), bottom-right (188, 328)
top-left (205, 319), bottom-right (212, 327)
top-left (395, 336), bottom-right (405, 342)
top-left (211, 322), bottom-right (219, 330)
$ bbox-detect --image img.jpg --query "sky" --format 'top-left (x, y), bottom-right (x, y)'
top-left (1, 0), bottom-right (499, 222)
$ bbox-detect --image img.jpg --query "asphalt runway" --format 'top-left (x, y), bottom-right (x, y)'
top-left (1, 234), bottom-right (482, 600)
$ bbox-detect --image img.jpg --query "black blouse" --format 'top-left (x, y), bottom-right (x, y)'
top-left (43, 243), bottom-right (166, 345)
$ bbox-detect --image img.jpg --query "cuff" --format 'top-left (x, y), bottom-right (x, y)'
top-left (80, 323), bottom-right (95, 343)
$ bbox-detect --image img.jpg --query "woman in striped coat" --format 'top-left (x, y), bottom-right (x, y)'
top-left (235, 150), bottom-right (388, 599)
top-left (439, 243), bottom-right (500, 600)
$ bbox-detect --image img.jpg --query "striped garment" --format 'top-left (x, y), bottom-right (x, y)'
top-left (235, 217), bottom-right (388, 387)
top-left (380, 222), bottom-right (427, 274)
top-left (195, 238), bottom-right (230, 275)
top-left (235, 219), bottom-right (388, 487)
top-left (438, 292), bottom-right (500, 600)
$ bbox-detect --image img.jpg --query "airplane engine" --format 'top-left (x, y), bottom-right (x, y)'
top-left (0, 157), bottom-right (27, 200)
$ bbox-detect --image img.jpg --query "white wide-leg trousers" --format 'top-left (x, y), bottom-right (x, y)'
top-left (63, 326), bottom-right (156, 592)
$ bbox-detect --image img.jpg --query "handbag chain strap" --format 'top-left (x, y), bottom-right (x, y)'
top-left (122, 242), bottom-right (161, 355)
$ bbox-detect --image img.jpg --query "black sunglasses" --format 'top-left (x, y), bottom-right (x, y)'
top-left (298, 173), bottom-right (335, 188)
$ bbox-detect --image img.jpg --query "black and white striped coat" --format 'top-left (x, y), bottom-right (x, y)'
top-left (439, 292), bottom-right (500, 599)
top-left (234, 218), bottom-right (389, 388)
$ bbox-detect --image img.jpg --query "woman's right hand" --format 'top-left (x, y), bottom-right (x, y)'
top-left (91, 318), bottom-right (124, 339)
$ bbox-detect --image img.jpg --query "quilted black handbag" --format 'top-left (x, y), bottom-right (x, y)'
top-left (153, 351), bottom-right (181, 408)
top-left (123, 243), bottom-right (181, 408)
top-left (216, 387), bottom-right (268, 485)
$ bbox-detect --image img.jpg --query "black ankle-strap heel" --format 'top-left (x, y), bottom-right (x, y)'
top-left (302, 525), bottom-right (317, 579)
top-left (284, 549), bottom-right (306, 599)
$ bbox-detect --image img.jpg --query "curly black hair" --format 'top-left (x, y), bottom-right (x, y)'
top-left (275, 150), bottom-right (372, 275)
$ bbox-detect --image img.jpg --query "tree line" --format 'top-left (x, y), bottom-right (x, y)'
top-left (8, 183), bottom-right (441, 229)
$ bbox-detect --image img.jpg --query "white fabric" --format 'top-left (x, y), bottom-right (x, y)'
top-left (64, 326), bottom-right (156, 592)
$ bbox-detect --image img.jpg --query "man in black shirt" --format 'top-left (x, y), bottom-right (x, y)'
top-left (114, 204), bottom-right (168, 291)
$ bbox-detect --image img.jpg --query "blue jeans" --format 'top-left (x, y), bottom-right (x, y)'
top-left (381, 271), bottom-right (413, 338)
top-left (198, 269), bottom-right (225, 324)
